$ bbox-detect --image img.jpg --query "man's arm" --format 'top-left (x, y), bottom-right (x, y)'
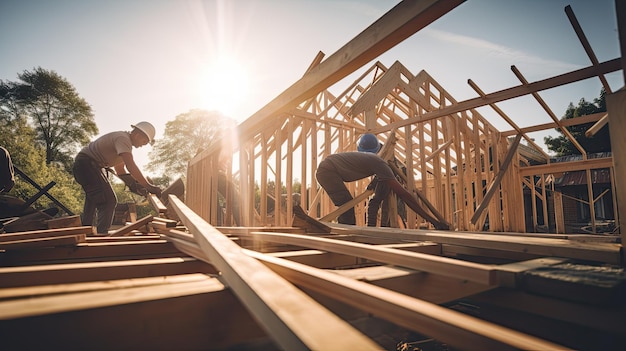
top-left (119, 152), bottom-right (161, 197)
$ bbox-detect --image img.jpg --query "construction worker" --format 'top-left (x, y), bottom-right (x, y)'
top-left (72, 122), bottom-right (162, 235)
top-left (0, 146), bottom-right (15, 193)
top-left (316, 133), bottom-right (394, 226)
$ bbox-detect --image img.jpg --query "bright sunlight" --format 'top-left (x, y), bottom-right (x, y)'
top-left (197, 56), bottom-right (250, 118)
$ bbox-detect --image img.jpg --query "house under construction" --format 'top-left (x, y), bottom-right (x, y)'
top-left (1, 1), bottom-right (625, 350)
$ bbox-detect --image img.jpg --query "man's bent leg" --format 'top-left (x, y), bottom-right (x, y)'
top-left (95, 183), bottom-right (117, 234)
top-left (316, 166), bottom-right (356, 225)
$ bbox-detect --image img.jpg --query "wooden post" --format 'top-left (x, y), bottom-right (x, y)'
top-left (607, 90), bottom-right (626, 248)
top-left (553, 191), bottom-right (565, 234)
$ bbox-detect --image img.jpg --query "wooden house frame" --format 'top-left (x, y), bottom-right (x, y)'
top-left (186, 0), bottom-right (625, 242)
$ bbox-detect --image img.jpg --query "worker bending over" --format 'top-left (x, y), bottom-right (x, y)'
top-left (72, 122), bottom-right (162, 235)
top-left (316, 133), bottom-right (394, 226)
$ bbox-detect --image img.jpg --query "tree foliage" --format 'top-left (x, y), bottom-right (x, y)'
top-left (544, 89), bottom-right (609, 156)
top-left (0, 67), bottom-right (98, 170)
top-left (147, 109), bottom-right (237, 179)
top-left (0, 118), bottom-right (83, 214)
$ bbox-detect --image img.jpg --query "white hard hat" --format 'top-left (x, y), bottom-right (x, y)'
top-left (131, 121), bottom-right (156, 144)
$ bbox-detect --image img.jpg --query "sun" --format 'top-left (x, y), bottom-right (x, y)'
top-left (197, 56), bottom-right (250, 118)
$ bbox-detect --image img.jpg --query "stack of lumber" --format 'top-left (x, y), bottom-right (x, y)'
top-left (0, 194), bottom-right (624, 350)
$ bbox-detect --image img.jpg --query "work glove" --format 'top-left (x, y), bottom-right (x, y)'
top-left (118, 174), bottom-right (148, 196)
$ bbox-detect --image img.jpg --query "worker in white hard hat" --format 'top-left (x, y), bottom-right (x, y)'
top-left (72, 122), bottom-right (162, 235)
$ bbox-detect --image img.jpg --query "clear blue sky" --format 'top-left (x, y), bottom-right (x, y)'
top-left (0, 0), bottom-right (622, 170)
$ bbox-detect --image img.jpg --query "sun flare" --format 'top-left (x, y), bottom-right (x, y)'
top-left (197, 56), bottom-right (250, 117)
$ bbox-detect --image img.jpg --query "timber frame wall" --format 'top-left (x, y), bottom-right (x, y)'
top-left (186, 0), bottom-right (624, 237)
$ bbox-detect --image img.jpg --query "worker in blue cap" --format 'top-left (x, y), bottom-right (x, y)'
top-left (315, 133), bottom-right (393, 226)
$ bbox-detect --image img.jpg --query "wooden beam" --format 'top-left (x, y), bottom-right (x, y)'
top-left (501, 111), bottom-right (605, 137)
top-left (108, 215), bottom-right (153, 237)
top-left (371, 58), bottom-right (622, 134)
top-left (614, 0), bottom-right (626, 84)
top-left (168, 195), bottom-right (383, 350)
top-left (585, 113), bottom-right (609, 137)
top-left (0, 226), bottom-right (93, 242)
top-left (519, 156), bottom-right (613, 176)
top-left (565, 5), bottom-right (613, 93)
top-left (0, 256), bottom-right (215, 288)
top-left (607, 90), bottom-right (626, 250)
top-left (0, 235), bottom-right (85, 251)
top-left (0, 240), bottom-right (182, 266)
top-left (470, 134), bottom-right (522, 224)
top-left (0, 273), bottom-right (218, 311)
top-left (5, 273), bottom-right (209, 302)
top-left (248, 231), bottom-right (495, 285)
top-left (328, 224), bottom-right (622, 265)
top-left (348, 61), bottom-right (403, 116)
top-left (319, 189), bottom-right (374, 222)
top-left (148, 194), bottom-right (167, 214)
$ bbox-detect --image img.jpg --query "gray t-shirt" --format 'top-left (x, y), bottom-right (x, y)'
top-left (79, 131), bottom-right (132, 167)
top-left (321, 152), bottom-right (395, 181)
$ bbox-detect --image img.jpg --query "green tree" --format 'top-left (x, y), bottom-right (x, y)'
top-left (544, 89), bottom-right (609, 156)
top-left (147, 109), bottom-right (236, 179)
top-left (1, 67), bottom-right (98, 169)
top-left (0, 118), bottom-right (83, 215)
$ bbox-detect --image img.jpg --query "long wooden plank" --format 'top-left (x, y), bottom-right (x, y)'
top-left (0, 273), bottom-right (212, 300)
top-left (0, 235), bottom-right (85, 251)
top-left (148, 194), bottom-right (167, 213)
top-left (0, 256), bottom-right (216, 288)
top-left (248, 231), bottom-right (496, 285)
top-left (168, 195), bottom-right (382, 351)
top-left (108, 214), bottom-right (153, 237)
top-left (328, 224), bottom-right (622, 265)
top-left (518, 156), bottom-right (613, 177)
top-left (0, 240), bottom-right (181, 266)
top-left (501, 112), bottom-right (605, 137)
top-left (0, 226), bottom-right (93, 243)
top-left (607, 90), bottom-right (626, 249)
top-left (319, 189), bottom-right (373, 222)
top-left (0, 277), bottom-right (224, 320)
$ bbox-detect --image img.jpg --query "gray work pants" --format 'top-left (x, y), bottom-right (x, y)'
top-left (72, 153), bottom-right (117, 234)
top-left (315, 160), bottom-right (356, 225)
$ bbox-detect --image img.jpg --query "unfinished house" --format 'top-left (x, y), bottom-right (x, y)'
top-left (1, 1), bottom-right (625, 350)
